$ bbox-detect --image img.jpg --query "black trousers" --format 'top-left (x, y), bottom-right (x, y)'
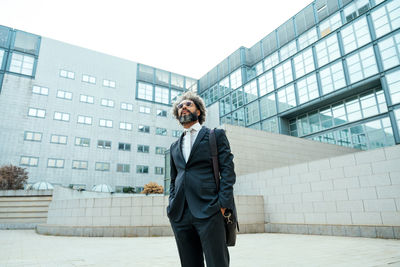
top-left (170, 201), bottom-right (229, 267)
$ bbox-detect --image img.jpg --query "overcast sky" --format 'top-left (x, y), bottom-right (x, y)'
top-left (0, 0), bottom-right (312, 78)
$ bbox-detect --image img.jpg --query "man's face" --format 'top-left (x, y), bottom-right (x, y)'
top-left (177, 99), bottom-right (200, 125)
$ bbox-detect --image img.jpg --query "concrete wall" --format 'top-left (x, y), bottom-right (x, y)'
top-left (0, 190), bottom-right (53, 229)
top-left (223, 124), bottom-right (359, 176)
top-left (37, 187), bottom-right (264, 237)
top-left (235, 144), bottom-right (400, 239)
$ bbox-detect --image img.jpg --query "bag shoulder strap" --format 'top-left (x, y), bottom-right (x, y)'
top-left (209, 128), bottom-right (220, 191)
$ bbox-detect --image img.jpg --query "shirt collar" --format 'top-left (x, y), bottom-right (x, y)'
top-left (184, 122), bottom-right (201, 133)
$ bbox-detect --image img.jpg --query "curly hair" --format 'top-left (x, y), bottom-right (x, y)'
top-left (172, 91), bottom-right (207, 125)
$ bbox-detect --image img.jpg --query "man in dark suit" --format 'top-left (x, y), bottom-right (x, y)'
top-left (167, 91), bottom-right (236, 267)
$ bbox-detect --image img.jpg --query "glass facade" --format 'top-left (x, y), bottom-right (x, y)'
top-left (199, 0), bottom-right (400, 150)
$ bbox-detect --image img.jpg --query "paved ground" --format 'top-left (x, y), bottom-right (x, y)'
top-left (1, 230), bottom-right (400, 267)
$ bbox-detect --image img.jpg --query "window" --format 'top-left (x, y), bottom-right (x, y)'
top-left (258, 71), bottom-right (274, 96)
top-left (261, 117), bottom-right (278, 133)
top-left (275, 60), bottom-right (293, 88)
top-left (279, 40), bottom-right (297, 62)
top-left (293, 48), bottom-right (315, 79)
top-left (172, 130), bottom-right (183, 137)
top-left (28, 108), bottom-right (45, 118)
top-left (232, 108), bottom-right (245, 126)
top-left (297, 73), bottom-right (319, 104)
top-left (171, 73), bottom-right (184, 88)
top-left (121, 102), bottom-right (133, 111)
top-left (100, 98), bottom-right (114, 108)
top-left (371, 0), bottom-right (400, 38)
top-left (60, 69), bottom-right (75, 79)
top-left (386, 69), bottom-right (400, 104)
top-left (319, 61), bottom-right (346, 95)
top-left (155, 86), bottom-right (169, 104)
top-left (32, 85), bottom-right (48, 96)
top-left (136, 165), bottom-right (149, 174)
top-left (82, 74), bottom-right (96, 84)
top-left (186, 78), bottom-right (197, 91)
top-left (75, 137), bottom-right (90, 147)
top-left (119, 143), bottom-right (131, 151)
top-left (298, 28), bottom-right (318, 50)
top-left (157, 109), bottom-right (167, 117)
top-left (20, 156), bottom-right (38, 167)
top-left (319, 12), bottom-right (342, 38)
top-left (80, 94), bottom-right (94, 104)
top-left (47, 158), bottom-right (64, 168)
top-left (315, 34), bottom-right (340, 67)
top-left (219, 95), bottom-right (231, 116)
top-left (56, 90), bottom-right (72, 100)
top-left (277, 84), bottom-right (296, 112)
top-left (138, 82), bottom-right (153, 101)
top-left (72, 160), bottom-right (88, 170)
top-left (170, 89), bottom-right (181, 104)
top-left (139, 106), bottom-right (151, 114)
top-left (95, 162), bottom-right (110, 171)
top-left (117, 164), bottom-right (130, 173)
top-left (103, 79), bottom-right (116, 88)
top-left (230, 68), bottom-right (242, 89)
top-left (155, 147), bottom-right (166, 155)
top-left (243, 80), bottom-right (258, 103)
top-left (138, 125), bottom-right (150, 133)
top-left (99, 119), bottom-right (113, 128)
top-left (119, 122), bottom-right (132, 131)
top-left (395, 109), bottom-right (400, 132)
top-left (231, 88), bottom-right (244, 109)
top-left (259, 93), bottom-right (277, 119)
top-left (263, 52), bottom-right (279, 71)
top-left (341, 17), bottom-right (371, 55)
top-left (0, 50), bottom-right (4, 68)
top-left (244, 101), bottom-right (260, 125)
top-left (378, 33), bottom-right (400, 71)
top-left (156, 127), bottom-right (167, 136)
top-left (24, 131), bottom-right (42, 142)
top-left (344, 0), bottom-right (370, 23)
top-left (77, 115), bottom-right (92, 125)
top-left (50, 134), bottom-right (67, 144)
top-left (9, 53), bottom-right (34, 75)
top-left (54, 112), bottom-right (70, 122)
top-left (346, 46), bottom-right (378, 84)
top-left (137, 145), bottom-right (149, 153)
top-left (155, 167), bottom-right (164, 175)
top-left (254, 61), bottom-right (264, 76)
top-left (97, 140), bottom-right (111, 149)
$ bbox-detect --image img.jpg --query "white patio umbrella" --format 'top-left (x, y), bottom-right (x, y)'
top-left (31, 181), bottom-right (54, 190)
top-left (91, 184), bottom-right (113, 193)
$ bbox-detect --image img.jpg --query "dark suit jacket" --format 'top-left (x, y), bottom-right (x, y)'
top-left (167, 126), bottom-right (236, 222)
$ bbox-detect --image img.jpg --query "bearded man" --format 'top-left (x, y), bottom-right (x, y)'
top-left (167, 91), bottom-right (236, 267)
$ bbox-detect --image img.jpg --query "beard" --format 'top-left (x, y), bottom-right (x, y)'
top-left (179, 111), bottom-right (199, 125)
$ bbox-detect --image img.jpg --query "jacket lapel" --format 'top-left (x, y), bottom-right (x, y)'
top-left (187, 126), bottom-right (207, 163)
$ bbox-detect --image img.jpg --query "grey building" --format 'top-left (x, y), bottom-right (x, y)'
top-left (0, 28), bottom-right (196, 191)
top-left (1, 0), bottom-right (400, 191)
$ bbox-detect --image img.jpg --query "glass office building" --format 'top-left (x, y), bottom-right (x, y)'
top-left (199, 0), bottom-right (400, 150)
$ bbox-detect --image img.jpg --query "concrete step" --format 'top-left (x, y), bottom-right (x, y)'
top-left (0, 212), bottom-right (48, 218)
top-left (0, 201), bottom-right (51, 207)
top-left (0, 206), bottom-right (49, 212)
top-left (0, 218), bottom-right (46, 223)
top-left (0, 196), bottom-right (52, 202)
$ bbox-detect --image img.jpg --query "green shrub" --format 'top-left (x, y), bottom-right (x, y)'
top-left (0, 165), bottom-right (29, 190)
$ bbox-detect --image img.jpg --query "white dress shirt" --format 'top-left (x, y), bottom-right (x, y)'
top-left (182, 122), bottom-right (202, 162)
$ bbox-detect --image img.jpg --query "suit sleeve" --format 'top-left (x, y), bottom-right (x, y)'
top-left (215, 129), bottom-right (236, 210)
top-left (169, 143), bottom-right (177, 201)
